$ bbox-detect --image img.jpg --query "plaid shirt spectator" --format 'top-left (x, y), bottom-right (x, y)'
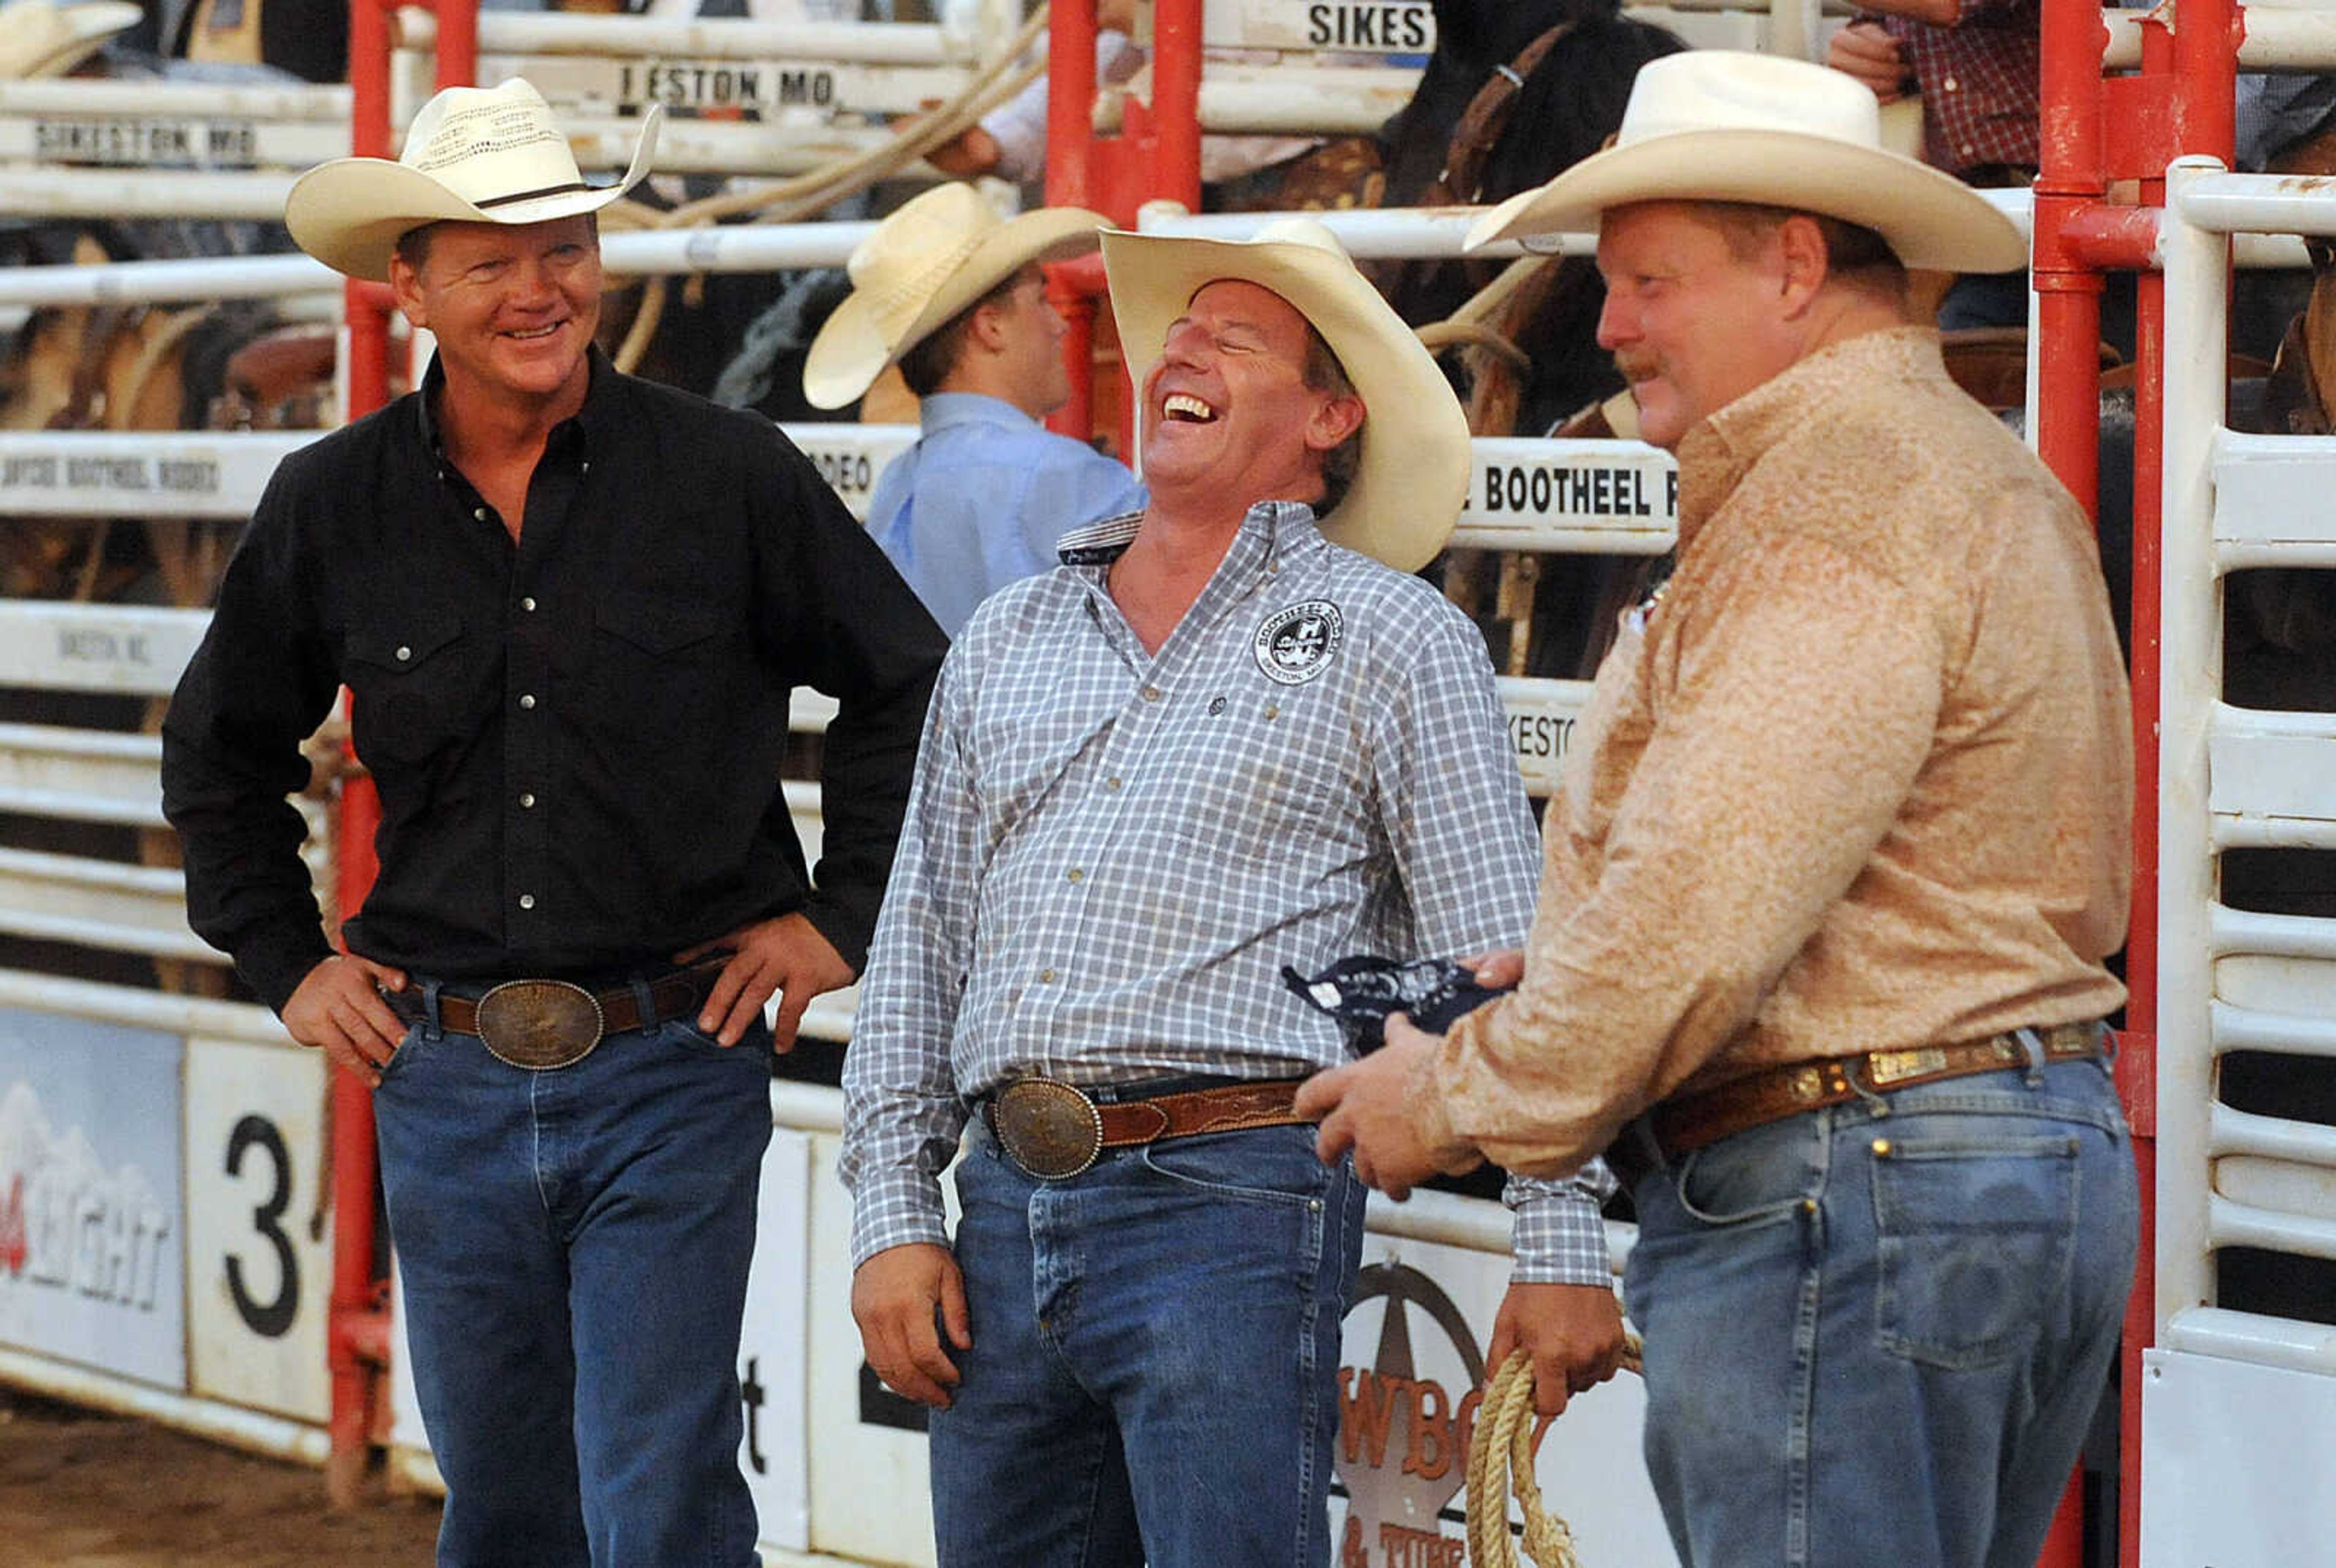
top-left (841, 501), bottom-right (1614, 1284)
top-left (1874, 0), bottom-right (2040, 178)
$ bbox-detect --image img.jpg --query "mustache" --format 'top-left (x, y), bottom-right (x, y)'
top-left (1613, 352), bottom-right (1660, 381)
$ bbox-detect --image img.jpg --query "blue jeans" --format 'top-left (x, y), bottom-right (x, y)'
top-left (374, 1000), bottom-right (774, 1568)
top-left (930, 1118), bottom-right (1369, 1568)
top-left (1622, 1056), bottom-right (2138, 1568)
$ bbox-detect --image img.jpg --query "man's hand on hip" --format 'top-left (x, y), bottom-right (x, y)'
top-left (281, 953), bottom-right (410, 1087)
top-left (678, 912), bottom-right (857, 1051)
top-left (1487, 1281), bottom-right (1630, 1419)
top-left (851, 1242), bottom-right (972, 1409)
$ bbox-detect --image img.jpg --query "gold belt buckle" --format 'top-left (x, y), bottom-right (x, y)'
top-left (473, 979), bottom-right (606, 1071)
top-left (990, 1079), bottom-right (1106, 1179)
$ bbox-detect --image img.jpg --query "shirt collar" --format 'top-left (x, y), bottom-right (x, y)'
top-left (1056, 498), bottom-right (1325, 570)
top-left (1672, 326), bottom-right (1945, 550)
top-left (413, 343), bottom-right (619, 461)
top-left (919, 391), bottom-right (1041, 436)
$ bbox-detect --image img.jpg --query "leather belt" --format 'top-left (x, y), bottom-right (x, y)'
top-left (387, 960), bottom-right (726, 1071)
top-left (985, 1077), bottom-right (1310, 1180)
top-left (1607, 1021), bottom-right (2108, 1190)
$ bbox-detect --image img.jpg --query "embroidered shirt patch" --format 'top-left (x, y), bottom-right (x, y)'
top-left (1253, 600), bottom-right (1344, 685)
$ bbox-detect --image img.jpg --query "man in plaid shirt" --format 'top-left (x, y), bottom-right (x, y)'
top-left (841, 218), bottom-right (1627, 1568)
top-left (1829, 0), bottom-right (2040, 327)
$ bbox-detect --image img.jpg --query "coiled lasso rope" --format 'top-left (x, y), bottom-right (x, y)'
top-left (1464, 1336), bottom-right (1644, 1568)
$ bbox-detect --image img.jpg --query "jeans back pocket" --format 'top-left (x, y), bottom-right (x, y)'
top-left (1872, 1130), bottom-right (2079, 1369)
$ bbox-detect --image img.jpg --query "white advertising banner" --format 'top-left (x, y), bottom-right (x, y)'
top-left (740, 1125), bottom-right (815, 1553)
top-left (0, 1006), bottom-right (186, 1390)
top-left (1332, 1231), bottom-right (1677, 1568)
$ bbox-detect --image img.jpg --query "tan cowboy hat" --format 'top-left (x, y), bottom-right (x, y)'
top-left (1467, 50), bottom-right (2026, 273)
top-left (802, 184), bottom-right (1109, 410)
top-left (285, 78), bottom-right (661, 283)
top-left (1103, 217), bottom-right (1470, 573)
top-left (0, 0), bottom-right (139, 80)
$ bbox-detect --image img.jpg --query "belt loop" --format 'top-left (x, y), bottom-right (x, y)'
top-left (628, 976), bottom-right (660, 1033)
top-left (419, 978), bottom-right (445, 1044)
top-left (2014, 1025), bottom-right (2048, 1086)
top-left (1622, 1114), bottom-right (1665, 1180)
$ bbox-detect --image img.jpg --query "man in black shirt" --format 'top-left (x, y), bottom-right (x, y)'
top-left (162, 79), bottom-right (945, 1567)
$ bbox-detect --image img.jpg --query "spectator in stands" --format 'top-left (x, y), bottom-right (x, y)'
top-left (0, 0), bottom-right (137, 79)
top-left (1308, 52), bottom-right (2137, 1568)
top-left (161, 78), bottom-right (945, 1568)
top-left (841, 217), bottom-right (1627, 1568)
top-left (803, 183), bottom-right (1143, 634)
top-left (1827, 0), bottom-right (2039, 328)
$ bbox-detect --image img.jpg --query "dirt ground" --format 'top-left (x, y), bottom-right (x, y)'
top-left (0, 1387), bottom-right (442, 1567)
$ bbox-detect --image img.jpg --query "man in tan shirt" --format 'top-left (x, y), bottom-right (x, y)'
top-left (1299, 52), bottom-right (2138, 1568)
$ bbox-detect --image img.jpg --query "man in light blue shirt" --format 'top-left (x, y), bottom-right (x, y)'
top-left (805, 184), bottom-right (1142, 633)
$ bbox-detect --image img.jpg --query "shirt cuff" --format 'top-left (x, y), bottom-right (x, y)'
top-left (1504, 1173), bottom-right (1615, 1286)
top-left (848, 1168), bottom-right (952, 1269)
top-left (243, 926), bottom-right (339, 1017)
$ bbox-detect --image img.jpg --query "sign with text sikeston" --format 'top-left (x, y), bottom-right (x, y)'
top-left (32, 117), bottom-right (260, 168)
top-left (1206, 0), bottom-right (1437, 52)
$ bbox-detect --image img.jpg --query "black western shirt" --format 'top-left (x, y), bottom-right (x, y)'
top-left (162, 351), bottom-right (946, 1011)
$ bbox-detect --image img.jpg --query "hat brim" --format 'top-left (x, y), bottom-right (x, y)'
top-left (0, 1), bottom-right (140, 79)
top-left (802, 205), bottom-right (1108, 411)
top-left (285, 109), bottom-right (661, 283)
top-left (1103, 228), bottom-right (1469, 573)
top-left (1467, 129), bottom-right (2027, 273)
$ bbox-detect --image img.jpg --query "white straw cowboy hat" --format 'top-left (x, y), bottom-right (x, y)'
top-left (1467, 50), bottom-right (2026, 273)
top-left (0, 0), bottom-right (139, 80)
top-left (1103, 218), bottom-right (1470, 573)
top-left (285, 78), bottom-right (661, 283)
top-left (803, 183), bottom-right (1110, 410)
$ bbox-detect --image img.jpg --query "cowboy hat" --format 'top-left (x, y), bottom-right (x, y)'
top-left (285, 78), bottom-right (661, 283)
top-left (1467, 50), bottom-right (2026, 272)
top-left (1102, 218), bottom-right (1470, 573)
top-left (802, 184), bottom-right (1109, 410)
top-left (0, 1), bottom-right (138, 80)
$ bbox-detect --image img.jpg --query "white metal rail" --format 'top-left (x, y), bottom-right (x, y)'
top-left (2158, 154), bottom-right (2336, 1376)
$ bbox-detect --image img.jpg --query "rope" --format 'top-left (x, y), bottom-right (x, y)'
top-left (1465, 1337), bottom-right (1644, 1568)
top-left (604, 4), bottom-right (1052, 373)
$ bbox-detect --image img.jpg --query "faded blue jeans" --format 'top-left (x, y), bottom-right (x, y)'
top-left (930, 1116), bottom-right (1369, 1568)
top-left (374, 999), bottom-right (773, 1568)
top-left (1622, 1054), bottom-right (2138, 1568)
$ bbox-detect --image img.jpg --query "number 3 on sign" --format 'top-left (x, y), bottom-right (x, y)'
top-left (224, 1114), bottom-right (299, 1338)
top-left (186, 1036), bottom-right (333, 1423)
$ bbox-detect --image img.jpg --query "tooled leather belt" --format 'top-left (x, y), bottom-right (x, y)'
top-left (984, 1077), bottom-right (1312, 1180)
top-left (386, 959), bottom-right (727, 1071)
top-left (1607, 1021), bottom-right (2109, 1188)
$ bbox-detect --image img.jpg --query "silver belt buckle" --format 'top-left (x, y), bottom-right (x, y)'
top-left (990, 1079), bottom-right (1105, 1179)
top-left (473, 979), bottom-right (606, 1071)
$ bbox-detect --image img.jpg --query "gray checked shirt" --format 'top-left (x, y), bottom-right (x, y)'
top-left (840, 501), bottom-right (1613, 1282)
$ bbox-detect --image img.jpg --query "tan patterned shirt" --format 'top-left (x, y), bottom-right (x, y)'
top-left (1420, 327), bottom-right (2132, 1179)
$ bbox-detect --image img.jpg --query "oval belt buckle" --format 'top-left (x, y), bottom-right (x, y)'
top-left (992, 1079), bottom-right (1105, 1179)
top-left (474, 979), bottom-right (606, 1071)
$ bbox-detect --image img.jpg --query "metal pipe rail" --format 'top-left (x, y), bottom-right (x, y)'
top-left (393, 9), bottom-right (982, 66)
top-left (0, 724), bottom-right (168, 829)
top-left (0, 223), bottom-right (881, 308)
top-left (2157, 156), bottom-right (2336, 1386)
top-left (2104, 5), bottom-right (2336, 72)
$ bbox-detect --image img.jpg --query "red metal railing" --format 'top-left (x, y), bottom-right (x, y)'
top-left (327, 0), bottom-right (479, 1505)
top-left (2035, 2), bottom-right (2243, 1562)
